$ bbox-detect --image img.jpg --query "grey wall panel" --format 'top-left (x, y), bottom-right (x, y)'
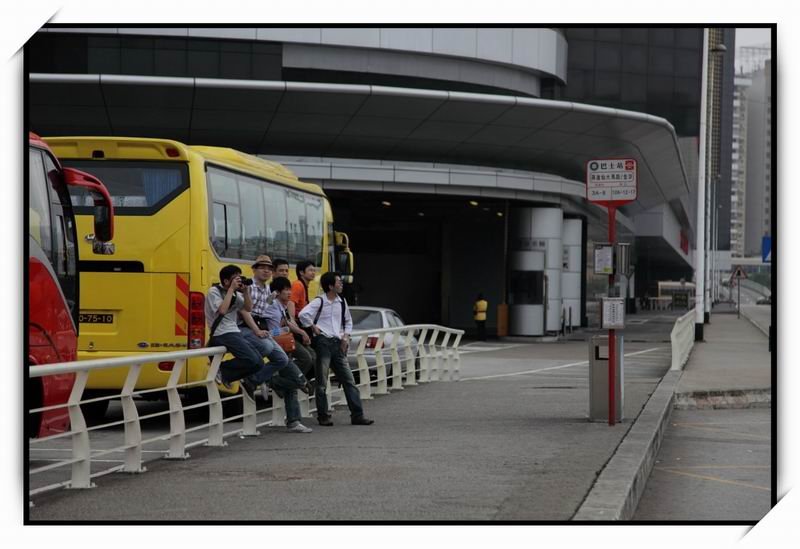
top-left (257, 28), bottom-right (322, 43)
top-left (433, 28), bottom-right (478, 58)
top-left (321, 28), bottom-right (380, 48)
top-left (512, 29), bottom-right (541, 69)
top-left (476, 29), bottom-right (513, 64)
top-left (380, 28), bottom-right (434, 53)
top-left (188, 28), bottom-right (257, 40)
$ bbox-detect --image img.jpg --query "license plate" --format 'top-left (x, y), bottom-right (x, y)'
top-left (79, 313), bottom-right (114, 324)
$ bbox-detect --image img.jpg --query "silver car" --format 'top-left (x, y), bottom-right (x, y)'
top-left (346, 306), bottom-right (419, 381)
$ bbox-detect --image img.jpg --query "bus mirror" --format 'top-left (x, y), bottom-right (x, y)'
top-left (338, 251), bottom-right (352, 276)
top-left (63, 167), bottom-right (115, 241)
top-left (93, 203), bottom-right (113, 242)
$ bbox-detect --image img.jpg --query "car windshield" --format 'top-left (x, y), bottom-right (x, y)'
top-left (351, 310), bottom-right (383, 330)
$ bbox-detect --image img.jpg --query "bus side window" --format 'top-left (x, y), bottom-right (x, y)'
top-left (29, 148), bottom-right (52, 254)
top-left (211, 202), bottom-right (227, 257)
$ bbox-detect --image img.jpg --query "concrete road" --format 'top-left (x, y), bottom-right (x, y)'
top-left (29, 316), bottom-right (677, 521)
top-left (633, 408), bottom-right (772, 521)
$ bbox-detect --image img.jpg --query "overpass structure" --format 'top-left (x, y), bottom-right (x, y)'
top-left (28, 27), bottom-right (700, 335)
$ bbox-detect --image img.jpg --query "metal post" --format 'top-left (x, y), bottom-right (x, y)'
top-left (695, 29), bottom-right (710, 340)
top-left (608, 206), bottom-right (617, 426)
top-left (738, 282), bottom-right (741, 319)
top-left (704, 36), bottom-right (714, 324)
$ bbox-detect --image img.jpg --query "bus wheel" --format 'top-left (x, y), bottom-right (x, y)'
top-left (222, 391), bottom-right (244, 419)
top-left (27, 377), bottom-right (43, 437)
top-left (80, 392), bottom-right (110, 422)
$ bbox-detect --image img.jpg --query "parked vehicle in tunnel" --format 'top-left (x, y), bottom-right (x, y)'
top-left (28, 132), bottom-right (115, 437)
top-left (346, 306), bottom-right (419, 380)
top-left (43, 136), bottom-right (353, 417)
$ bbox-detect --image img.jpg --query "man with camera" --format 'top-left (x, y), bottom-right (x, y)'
top-left (204, 265), bottom-right (265, 399)
top-left (238, 255), bottom-right (311, 407)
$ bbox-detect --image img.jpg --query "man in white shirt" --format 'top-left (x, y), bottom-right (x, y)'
top-left (299, 272), bottom-right (374, 426)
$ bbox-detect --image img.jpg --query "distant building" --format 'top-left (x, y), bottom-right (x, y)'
top-left (743, 60), bottom-right (772, 256)
top-left (730, 75), bottom-right (750, 257)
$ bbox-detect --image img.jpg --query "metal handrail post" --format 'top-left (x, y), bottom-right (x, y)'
top-left (120, 364), bottom-right (146, 473)
top-left (165, 359), bottom-right (189, 459)
top-left (66, 370), bottom-right (94, 489)
top-left (403, 328), bottom-right (417, 386)
top-left (204, 354), bottom-right (227, 447)
top-left (417, 328), bottom-right (430, 383)
top-left (389, 330), bottom-right (404, 391)
top-left (355, 333), bottom-right (373, 400)
top-left (373, 333), bottom-right (389, 395)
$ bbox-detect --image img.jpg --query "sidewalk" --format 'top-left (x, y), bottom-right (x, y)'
top-left (676, 312), bottom-right (771, 408)
top-left (633, 314), bottom-right (772, 520)
top-left (574, 311), bottom-right (772, 520)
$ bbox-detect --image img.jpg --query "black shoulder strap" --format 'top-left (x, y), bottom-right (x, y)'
top-left (208, 285), bottom-right (227, 340)
top-left (311, 296), bottom-right (348, 332)
top-left (312, 296), bottom-right (324, 324)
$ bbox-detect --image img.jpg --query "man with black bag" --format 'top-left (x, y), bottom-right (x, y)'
top-left (299, 272), bottom-right (374, 427)
top-left (204, 265), bottom-right (264, 400)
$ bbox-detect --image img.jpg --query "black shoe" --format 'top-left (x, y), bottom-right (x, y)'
top-left (351, 416), bottom-right (374, 425)
top-left (240, 379), bottom-right (256, 401)
top-left (318, 416), bottom-right (334, 426)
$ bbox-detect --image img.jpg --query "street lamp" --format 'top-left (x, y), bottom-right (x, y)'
top-left (695, 30), bottom-right (726, 341)
top-left (708, 42), bottom-right (726, 310)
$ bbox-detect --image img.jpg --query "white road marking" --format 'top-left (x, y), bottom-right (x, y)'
top-left (461, 347), bottom-right (665, 381)
top-left (459, 343), bottom-right (527, 354)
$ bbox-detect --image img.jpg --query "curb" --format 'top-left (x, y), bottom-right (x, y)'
top-left (572, 370), bottom-right (681, 521)
top-left (674, 388), bottom-right (771, 410)
top-left (740, 308), bottom-right (770, 338)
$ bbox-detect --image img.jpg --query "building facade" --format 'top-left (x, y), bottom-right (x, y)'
top-left (730, 75), bottom-right (750, 258)
top-left (28, 27), bottom-right (730, 335)
top-left (744, 60), bottom-right (772, 257)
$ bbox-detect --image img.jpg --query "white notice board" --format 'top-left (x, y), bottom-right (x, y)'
top-left (602, 298), bottom-right (625, 329)
top-left (594, 244), bottom-right (614, 275)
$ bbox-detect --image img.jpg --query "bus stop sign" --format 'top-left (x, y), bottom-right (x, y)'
top-left (586, 158), bottom-right (638, 207)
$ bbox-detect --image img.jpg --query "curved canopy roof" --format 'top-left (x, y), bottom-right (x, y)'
top-left (30, 73), bottom-right (692, 221)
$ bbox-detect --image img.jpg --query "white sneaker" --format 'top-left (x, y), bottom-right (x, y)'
top-left (214, 371), bottom-right (232, 389)
top-left (287, 422), bottom-right (313, 433)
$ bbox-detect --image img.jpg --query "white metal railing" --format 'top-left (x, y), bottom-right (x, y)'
top-left (739, 278), bottom-right (771, 298)
top-left (28, 324), bottom-right (462, 500)
top-left (670, 307), bottom-right (697, 371)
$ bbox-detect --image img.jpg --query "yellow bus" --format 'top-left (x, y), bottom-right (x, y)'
top-left (44, 136), bottom-right (353, 415)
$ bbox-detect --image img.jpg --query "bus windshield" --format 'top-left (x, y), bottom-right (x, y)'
top-left (63, 160), bottom-right (189, 214)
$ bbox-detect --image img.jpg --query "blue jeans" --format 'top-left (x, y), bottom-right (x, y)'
top-left (270, 361), bottom-right (307, 426)
top-left (312, 335), bottom-right (364, 420)
top-left (207, 331), bottom-right (263, 385)
top-left (240, 326), bottom-right (291, 384)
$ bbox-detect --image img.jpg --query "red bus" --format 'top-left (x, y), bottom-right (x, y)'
top-left (27, 133), bottom-right (115, 438)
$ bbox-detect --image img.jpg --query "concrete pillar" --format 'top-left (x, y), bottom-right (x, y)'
top-left (562, 218), bottom-right (582, 328)
top-left (509, 207), bottom-right (563, 335)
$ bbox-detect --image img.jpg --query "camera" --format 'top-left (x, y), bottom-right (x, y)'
top-left (239, 276), bottom-right (254, 286)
